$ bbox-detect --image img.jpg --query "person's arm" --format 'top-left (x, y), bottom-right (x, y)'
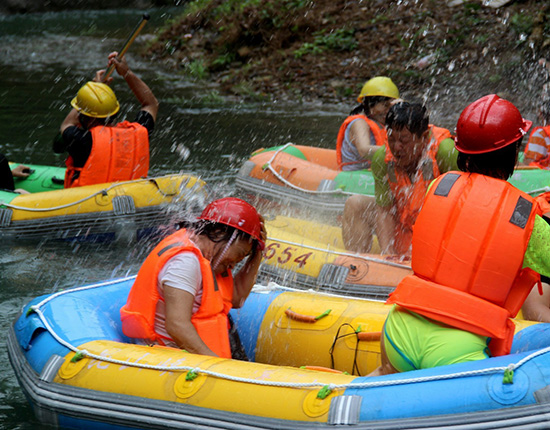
top-left (232, 248), bottom-right (262, 308)
top-left (375, 205), bottom-right (398, 254)
top-left (163, 286), bottom-right (217, 356)
top-left (231, 219), bottom-right (267, 308)
top-left (107, 51), bottom-right (159, 121)
top-left (370, 146), bottom-right (398, 253)
top-left (60, 109), bottom-right (81, 134)
top-left (522, 283), bottom-right (550, 322)
top-left (160, 253), bottom-right (217, 356)
top-left (348, 119), bottom-right (379, 161)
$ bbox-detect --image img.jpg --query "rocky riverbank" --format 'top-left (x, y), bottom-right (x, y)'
top-left (146, 0), bottom-right (550, 114)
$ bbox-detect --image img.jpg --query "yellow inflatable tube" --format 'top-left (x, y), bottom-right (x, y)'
top-left (56, 339), bottom-right (354, 422)
top-left (6, 174), bottom-right (203, 221)
top-left (52, 289), bottom-right (537, 422)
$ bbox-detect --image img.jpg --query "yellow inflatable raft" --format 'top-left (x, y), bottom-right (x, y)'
top-left (0, 172), bottom-right (208, 243)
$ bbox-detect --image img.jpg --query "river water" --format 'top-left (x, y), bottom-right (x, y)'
top-left (0, 7), bottom-right (350, 429)
top-left (2, 6), bottom-right (545, 429)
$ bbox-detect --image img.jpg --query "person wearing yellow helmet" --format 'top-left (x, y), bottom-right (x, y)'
top-left (336, 76), bottom-right (400, 171)
top-left (54, 51), bottom-right (159, 188)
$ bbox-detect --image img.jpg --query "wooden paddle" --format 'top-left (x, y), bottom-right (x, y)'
top-left (102, 13), bottom-right (150, 82)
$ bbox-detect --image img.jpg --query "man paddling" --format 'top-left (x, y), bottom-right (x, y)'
top-left (54, 51), bottom-right (159, 188)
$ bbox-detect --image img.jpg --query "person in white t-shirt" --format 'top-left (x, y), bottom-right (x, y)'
top-left (121, 198), bottom-right (266, 359)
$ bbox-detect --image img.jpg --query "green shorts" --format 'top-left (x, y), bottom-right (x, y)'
top-left (383, 305), bottom-right (490, 372)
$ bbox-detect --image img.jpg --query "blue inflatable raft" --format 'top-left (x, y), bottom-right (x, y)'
top-left (7, 277), bottom-right (550, 429)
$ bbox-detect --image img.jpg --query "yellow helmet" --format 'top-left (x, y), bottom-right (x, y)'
top-left (71, 82), bottom-right (120, 118)
top-left (357, 77), bottom-right (399, 103)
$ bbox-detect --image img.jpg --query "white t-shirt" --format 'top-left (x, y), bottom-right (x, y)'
top-left (153, 251), bottom-right (203, 346)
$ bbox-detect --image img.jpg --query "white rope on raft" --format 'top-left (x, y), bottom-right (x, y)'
top-left (264, 144), bottom-right (550, 198)
top-left (527, 186), bottom-right (550, 196)
top-left (266, 235), bottom-right (411, 270)
top-left (262, 143), bottom-right (361, 196)
top-left (0, 174), bottom-right (186, 212)
top-left (28, 278), bottom-right (547, 392)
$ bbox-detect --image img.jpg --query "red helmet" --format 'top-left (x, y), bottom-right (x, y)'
top-left (198, 197), bottom-right (265, 249)
top-left (455, 94), bottom-right (532, 154)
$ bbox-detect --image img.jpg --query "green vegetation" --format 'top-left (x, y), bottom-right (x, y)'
top-left (510, 13), bottom-right (533, 35)
top-left (184, 59), bottom-right (209, 79)
top-left (211, 52), bottom-right (235, 69)
top-left (148, 0), bottom-right (550, 103)
top-left (294, 28), bottom-right (357, 58)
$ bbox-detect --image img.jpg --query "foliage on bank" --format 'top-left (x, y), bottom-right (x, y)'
top-left (149, 0), bottom-right (550, 104)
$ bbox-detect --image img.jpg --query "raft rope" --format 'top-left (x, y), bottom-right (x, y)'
top-left (26, 278), bottom-right (550, 396)
top-left (328, 323), bottom-right (364, 376)
top-left (0, 174), bottom-right (185, 212)
top-left (267, 235), bottom-right (411, 270)
top-left (261, 143), bottom-right (361, 197)
top-left (527, 186), bottom-right (550, 196)
top-left (263, 144), bottom-right (550, 200)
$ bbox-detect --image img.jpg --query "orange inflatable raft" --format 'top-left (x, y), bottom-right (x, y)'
top-left (236, 143), bottom-right (550, 217)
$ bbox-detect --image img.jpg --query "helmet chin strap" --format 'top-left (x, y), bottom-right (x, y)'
top-left (211, 229), bottom-right (238, 272)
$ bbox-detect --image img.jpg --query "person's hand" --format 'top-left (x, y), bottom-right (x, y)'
top-left (390, 98), bottom-right (405, 107)
top-left (258, 214), bottom-right (267, 246)
top-left (11, 164), bottom-right (31, 178)
top-left (108, 51), bottom-right (130, 78)
top-left (251, 214), bottom-right (267, 256)
top-left (93, 69), bottom-right (113, 85)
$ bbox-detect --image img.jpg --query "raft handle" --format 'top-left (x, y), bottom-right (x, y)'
top-left (51, 177), bottom-right (65, 185)
top-left (356, 331), bottom-right (381, 342)
top-left (285, 308), bottom-right (331, 323)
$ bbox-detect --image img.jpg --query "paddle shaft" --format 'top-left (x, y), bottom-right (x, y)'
top-left (102, 13), bottom-right (150, 82)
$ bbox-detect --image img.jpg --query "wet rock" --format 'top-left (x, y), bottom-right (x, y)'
top-left (415, 53), bottom-right (436, 70)
top-left (237, 46), bottom-right (252, 58)
top-left (329, 80), bottom-right (347, 89)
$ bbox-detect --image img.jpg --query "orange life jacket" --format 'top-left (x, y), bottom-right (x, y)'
top-left (336, 114), bottom-right (387, 169)
top-left (527, 125), bottom-right (550, 169)
top-left (383, 125), bottom-right (451, 254)
top-left (387, 171), bottom-right (540, 357)
top-left (64, 121), bottom-right (149, 188)
top-left (120, 228), bottom-right (234, 358)
top-left (535, 192), bottom-right (550, 216)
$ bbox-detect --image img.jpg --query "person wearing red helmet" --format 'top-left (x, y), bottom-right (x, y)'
top-left (120, 197), bottom-right (266, 359)
top-left (370, 94), bottom-right (550, 376)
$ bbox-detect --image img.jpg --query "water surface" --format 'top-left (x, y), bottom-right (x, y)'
top-left (0, 7), bottom-right (345, 429)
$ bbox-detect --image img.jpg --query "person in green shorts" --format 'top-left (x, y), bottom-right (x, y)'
top-left (341, 102), bottom-right (457, 255)
top-left (370, 94), bottom-right (550, 376)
